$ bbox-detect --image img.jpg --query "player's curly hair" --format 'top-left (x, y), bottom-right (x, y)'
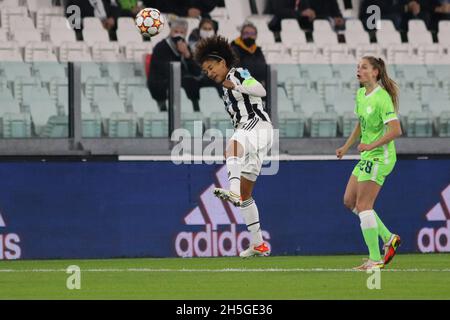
top-left (194, 35), bottom-right (239, 68)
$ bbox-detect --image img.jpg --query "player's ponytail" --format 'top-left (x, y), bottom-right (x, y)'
top-left (364, 56), bottom-right (399, 112)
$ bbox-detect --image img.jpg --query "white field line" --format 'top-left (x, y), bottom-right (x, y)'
top-left (118, 155), bottom-right (361, 162)
top-left (1, 268), bottom-right (450, 273)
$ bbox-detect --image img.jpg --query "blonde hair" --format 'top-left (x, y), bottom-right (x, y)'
top-left (363, 56), bottom-right (399, 112)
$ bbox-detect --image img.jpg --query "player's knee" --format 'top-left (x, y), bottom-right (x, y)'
top-left (355, 201), bottom-right (372, 213)
top-left (343, 196), bottom-right (355, 211)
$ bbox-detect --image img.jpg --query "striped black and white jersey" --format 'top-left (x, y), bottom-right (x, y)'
top-left (222, 67), bottom-right (271, 128)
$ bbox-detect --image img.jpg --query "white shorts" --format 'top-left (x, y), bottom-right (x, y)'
top-left (230, 118), bottom-right (273, 182)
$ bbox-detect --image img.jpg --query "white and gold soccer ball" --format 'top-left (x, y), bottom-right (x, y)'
top-left (135, 8), bottom-right (165, 37)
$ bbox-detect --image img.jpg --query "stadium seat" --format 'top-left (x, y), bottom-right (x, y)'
top-left (49, 17), bottom-right (77, 46)
top-left (0, 79), bottom-right (20, 114)
top-left (117, 28), bottom-right (143, 47)
top-left (217, 23), bottom-right (240, 40)
top-left (108, 112), bottom-right (138, 137)
top-left (408, 20), bottom-right (433, 45)
top-left (298, 52), bottom-right (329, 64)
top-left (290, 43), bottom-right (319, 61)
top-left (424, 52), bottom-right (450, 66)
top-left (36, 6), bottom-right (64, 35)
top-left (0, 7), bottom-right (28, 33)
top-left (355, 43), bottom-right (385, 60)
top-left (198, 87), bottom-right (223, 116)
top-left (26, 0), bottom-right (52, 14)
top-left (0, 28), bottom-right (7, 42)
top-left (280, 19), bottom-right (307, 47)
top-left (438, 21), bottom-right (450, 45)
top-left (265, 50), bottom-right (296, 65)
top-left (40, 115), bottom-right (69, 137)
top-left (1, 112), bottom-right (32, 138)
top-left (278, 87), bottom-right (295, 112)
top-left (92, 42), bottom-right (122, 62)
top-left (119, 77), bottom-right (160, 116)
top-left (24, 42), bottom-right (58, 62)
top-left (32, 61), bottom-right (66, 84)
top-left (0, 42), bottom-right (23, 61)
top-left (428, 64), bottom-right (450, 81)
top-left (330, 52), bottom-right (357, 65)
top-left (276, 64), bottom-right (302, 85)
top-left (224, 0), bottom-right (252, 30)
top-left (278, 110), bottom-right (306, 138)
top-left (58, 41), bottom-right (92, 62)
top-left (399, 88), bottom-right (422, 113)
top-left (210, 6), bottom-right (228, 20)
top-left (143, 111), bottom-right (168, 137)
top-left (117, 17), bottom-right (138, 30)
top-left (299, 64), bottom-right (333, 81)
top-left (285, 77), bottom-right (309, 109)
top-left (0, 76), bottom-right (29, 139)
top-left (15, 77), bottom-right (58, 134)
top-left (0, 61), bottom-right (31, 82)
top-left (405, 110), bottom-right (433, 137)
top-left (83, 17), bottom-right (104, 31)
top-left (376, 20), bottom-right (402, 46)
top-left (344, 19), bottom-right (370, 45)
top-left (313, 20), bottom-right (338, 46)
top-left (395, 63), bottom-right (428, 81)
top-left (82, 111), bottom-right (102, 138)
top-left (332, 64), bottom-right (357, 83)
top-left (10, 28), bottom-right (42, 48)
top-left (49, 77), bottom-right (68, 112)
top-left (82, 18), bottom-right (110, 46)
top-left (437, 111), bottom-right (450, 137)
top-left (80, 62), bottom-right (102, 83)
top-left (124, 42), bottom-right (153, 62)
top-left (0, 0), bottom-right (20, 7)
top-left (310, 112), bottom-right (339, 137)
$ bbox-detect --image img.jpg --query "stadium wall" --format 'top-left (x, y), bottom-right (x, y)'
top-left (0, 160), bottom-right (449, 260)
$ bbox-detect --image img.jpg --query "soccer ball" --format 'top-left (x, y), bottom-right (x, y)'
top-left (135, 8), bottom-right (165, 37)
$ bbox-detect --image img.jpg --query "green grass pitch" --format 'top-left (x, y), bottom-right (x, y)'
top-left (1, 254), bottom-right (449, 299)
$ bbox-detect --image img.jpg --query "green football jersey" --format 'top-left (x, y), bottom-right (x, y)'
top-left (355, 85), bottom-right (398, 164)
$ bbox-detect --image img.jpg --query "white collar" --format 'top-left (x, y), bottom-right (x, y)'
top-left (364, 85), bottom-right (381, 98)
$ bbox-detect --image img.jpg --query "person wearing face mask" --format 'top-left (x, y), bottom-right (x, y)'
top-left (230, 22), bottom-right (268, 86)
top-left (147, 18), bottom-right (203, 111)
top-left (188, 18), bottom-right (218, 51)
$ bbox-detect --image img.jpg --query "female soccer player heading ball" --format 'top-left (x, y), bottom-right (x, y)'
top-left (194, 36), bottom-right (273, 258)
top-left (336, 57), bottom-right (402, 270)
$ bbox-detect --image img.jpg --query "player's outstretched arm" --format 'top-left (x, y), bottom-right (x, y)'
top-left (336, 122), bottom-right (361, 159)
top-left (234, 78), bottom-right (266, 97)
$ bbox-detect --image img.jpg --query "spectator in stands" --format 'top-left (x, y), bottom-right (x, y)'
top-left (109, 0), bottom-right (145, 18)
top-left (143, 0), bottom-right (220, 18)
top-left (431, 0), bottom-right (450, 31)
top-left (399, 0), bottom-right (432, 31)
top-left (268, 0), bottom-right (344, 34)
top-left (147, 18), bottom-right (203, 112)
top-left (360, 0), bottom-right (432, 32)
top-left (359, 0), bottom-right (404, 31)
top-left (231, 22), bottom-right (268, 85)
top-left (65, 0), bottom-right (118, 40)
top-left (188, 18), bottom-right (218, 50)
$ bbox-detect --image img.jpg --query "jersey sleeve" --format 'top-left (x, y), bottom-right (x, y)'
top-left (380, 93), bottom-right (398, 124)
top-left (233, 68), bottom-right (266, 97)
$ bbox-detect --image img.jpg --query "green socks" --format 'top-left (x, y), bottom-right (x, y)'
top-left (354, 208), bottom-right (392, 244)
top-left (374, 211), bottom-right (392, 244)
top-left (359, 210), bottom-right (382, 261)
